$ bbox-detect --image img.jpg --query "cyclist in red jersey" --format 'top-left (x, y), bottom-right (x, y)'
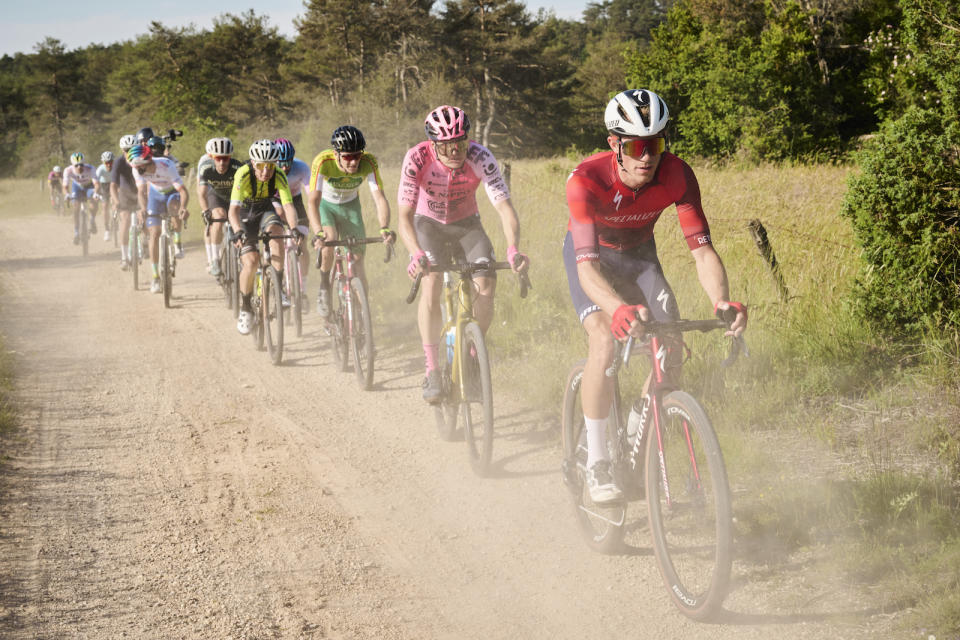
top-left (564, 89), bottom-right (747, 504)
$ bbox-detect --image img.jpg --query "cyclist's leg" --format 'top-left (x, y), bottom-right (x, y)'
top-left (412, 215), bottom-right (453, 393)
top-left (100, 184), bottom-right (111, 233)
top-left (166, 192), bottom-right (183, 255)
top-left (316, 199), bottom-right (345, 315)
top-left (293, 194), bottom-right (310, 285)
top-left (261, 210), bottom-right (286, 275)
top-left (237, 216), bottom-right (261, 303)
top-left (145, 187), bottom-right (169, 281)
top-left (336, 199), bottom-right (368, 287)
top-left (456, 215), bottom-right (497, 334)
top-left (70, 182), bottom-right (83, 234)
top-left (86, 186), bottom-right (99, 224)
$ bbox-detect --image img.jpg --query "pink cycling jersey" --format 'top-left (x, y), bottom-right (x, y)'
top-left (398, 140), bottom-right (510, 224)
top-left (62, 164), bottom-right (98, 188)
top-left (566, 151), bottom-right (711, 263)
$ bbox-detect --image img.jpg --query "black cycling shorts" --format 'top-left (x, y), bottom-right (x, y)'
top-left (563, 231), bottom-right (680, 325)
top-left (413, 213), bottom-right (496, 277)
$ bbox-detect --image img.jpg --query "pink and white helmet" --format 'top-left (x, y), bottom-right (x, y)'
top-left (424, 105), bottom-right (470, 142)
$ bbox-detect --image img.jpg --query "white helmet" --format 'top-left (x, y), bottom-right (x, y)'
top-left (101, 151), bottom-right (114, 163)
top-left (248, 139), bottom-right (280, 163)
top-left (604, 89), bottom-right (669, 137)
top-left (206, 137), bottom-right (234, 156)
top-left (119, 134), bottom-right (136, 151)
top-left (53, 165), bottom-right (61, 173)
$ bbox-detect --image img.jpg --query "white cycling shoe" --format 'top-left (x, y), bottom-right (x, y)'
top-left (150, 278), bottom-right (161, 294)
top-left (237, 310), bottom-right (253, 335)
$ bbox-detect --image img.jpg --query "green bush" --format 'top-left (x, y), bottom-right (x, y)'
top-left (841, 107), bottom-right (960, 334)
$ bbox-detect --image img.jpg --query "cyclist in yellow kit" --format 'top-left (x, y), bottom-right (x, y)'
top-left (306, 125), bottom-right (393, 318)
top-left (228, 139), bottom-right (301, 335)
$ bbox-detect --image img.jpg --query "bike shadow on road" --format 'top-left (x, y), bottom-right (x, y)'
top-left (474, 407), bottom-right (559, 480)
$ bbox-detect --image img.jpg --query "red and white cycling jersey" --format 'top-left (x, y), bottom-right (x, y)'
top-left (566, 151), bottom-right (711, 263)
top-left (62, 164), bottom-right (97, 188)
top-left (132, 157), bottom-right (183, 193)
top-left (398, 140), bottom-right (510, 224)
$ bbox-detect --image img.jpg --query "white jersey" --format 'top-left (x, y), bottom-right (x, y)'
top-left (285, 158), bottom-right (311, 197)
top-left (133, 157), bottom-right (183, 194)
top-left (96, 164), bottom-right (113, 184)
top-left (62, 163), bottom-right (97, 188)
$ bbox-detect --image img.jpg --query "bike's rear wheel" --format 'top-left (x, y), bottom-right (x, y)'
top-left (560, 360), bottom-right (627, 554)
top-left (646, 390), bottom-right (732, 620)
top-left (349, 278), bottom-right (374, 390)
top-left (461, 322), bottom-right (494, 477)
top-left (159, 234), bottom-right (172, 308)
top-left (263, 266), bottom-right (284, 365)
top-left (329, 280), bottom-right (348, 372)
top-left (286, 250), bottom-right (303, 338)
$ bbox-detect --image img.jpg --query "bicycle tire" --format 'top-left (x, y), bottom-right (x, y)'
top-left (330, 279), bottom-right (348, 372)
top-left (461, 322), bottom-right (494, 477)
top-left (252, 271), bottom-right (265, 350)
top-left (230, 245), bottom-right (241, 318)
top-left (560, 360), bottom-right (627, 553)
top-left (263, 265), bottom-right (284, 365)
top-left (646, 390), bottom-right (732, 620)
top-left (286, 249), bottom-right (303, 338)
top-left (433, 338), bottom-right (459, 442)
top-left (159, 233), bottom-right (172, 308)
top-left (219, 242), bottom-right (232, 309)
top-left (348, 278), bottom-right (375, 390)
top-left (130, 224), bottom-right (139, 290)
top-left (80, 205), bottom-right (89, 257)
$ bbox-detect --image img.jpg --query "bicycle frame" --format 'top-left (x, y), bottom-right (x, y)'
top-left (612, 321), bottom-right (744, 502)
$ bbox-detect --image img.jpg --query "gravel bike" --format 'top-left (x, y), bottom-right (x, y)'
top-left (206, 214), bottom-right (237, 311)
top-left (561, 318), bottom-right (744, 619)
top-left (249, 229), bottom-right (290, 366)
top-left (157, 212), bottom-right (181, 308)
top-left (318, 236), bottom-right (393, 390)
top-left (407, 259), bottom-right (529, 476)
top-left (129, 217), bottom-right (145, 290)
top-left (71, 195), bottom-right (91, 257)
top-left (284, 235), bottom-right (306, 338)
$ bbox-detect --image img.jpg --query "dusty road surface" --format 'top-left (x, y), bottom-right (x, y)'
top-left (0, 212), bottom-right (896, 639)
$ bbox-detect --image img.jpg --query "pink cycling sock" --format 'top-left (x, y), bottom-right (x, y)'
top-left (423, 343), bottom-right (439, 373)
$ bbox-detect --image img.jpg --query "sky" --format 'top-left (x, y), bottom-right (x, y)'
top-left (0, 0), bottom-right (590, 58)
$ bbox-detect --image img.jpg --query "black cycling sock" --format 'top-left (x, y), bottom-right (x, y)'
top-left (320, 269), bottom-right (331, 288)
top-left (241, 293), bottom-right (252, 312)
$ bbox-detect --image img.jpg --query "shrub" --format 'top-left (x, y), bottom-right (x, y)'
top-left (841, 106), bottom-right (960, 334)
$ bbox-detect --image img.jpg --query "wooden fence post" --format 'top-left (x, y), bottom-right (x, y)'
top-left (747, 219), bottom-right (789, 302)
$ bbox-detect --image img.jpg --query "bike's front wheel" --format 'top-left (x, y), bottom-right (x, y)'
top-left (80, 205), bottom-right (89, 257)
top-left (646, 390), bottom-right (732, 620)
top-left (349, 278), bottom-right (374, 390)
top-left (461, 322), bottom-right (494, 477)
top-left (159, 233), bottom-right (172, 308)
top-left (263, 266), bottom-right (284, 365)
top-left (286, 249), bottom-right (303, 338)
top-left (129, 225), bottom-right (140, 290)
top-left (560, 360), bottom-right (627, 553)
top-left (329, 282), bottom-right (348, 372)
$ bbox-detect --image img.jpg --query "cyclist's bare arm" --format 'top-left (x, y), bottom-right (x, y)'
top-left (197, 182), bottom-right (209, 209)
top-left (397, 203), bottom-right (421, 258)
top-left (370, 187), bottom-right (391, 237)
top-left (281, 202), bottom-right (299, 231)
top-left (227, 202), bottom-right (243, 238)
top-left (491, 198), bottom-right (527, 271)
top-left (576, 260), bottom-right (650, 335)
top-left (691, 245), bottom-right (746, 335)
top-left (174, 183), bottom-right (189, 215)
top-left (137, 183), bottom-right (149, 215)
top-left (306, 189), bottom-right (324, 246)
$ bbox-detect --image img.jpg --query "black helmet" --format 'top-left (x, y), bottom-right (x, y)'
top-left (136, 127), bottom-right (155, 144)
top-left (331, 126), bottom-right (365, 153)
top-left (146, 135), bottom-right (166, 155)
